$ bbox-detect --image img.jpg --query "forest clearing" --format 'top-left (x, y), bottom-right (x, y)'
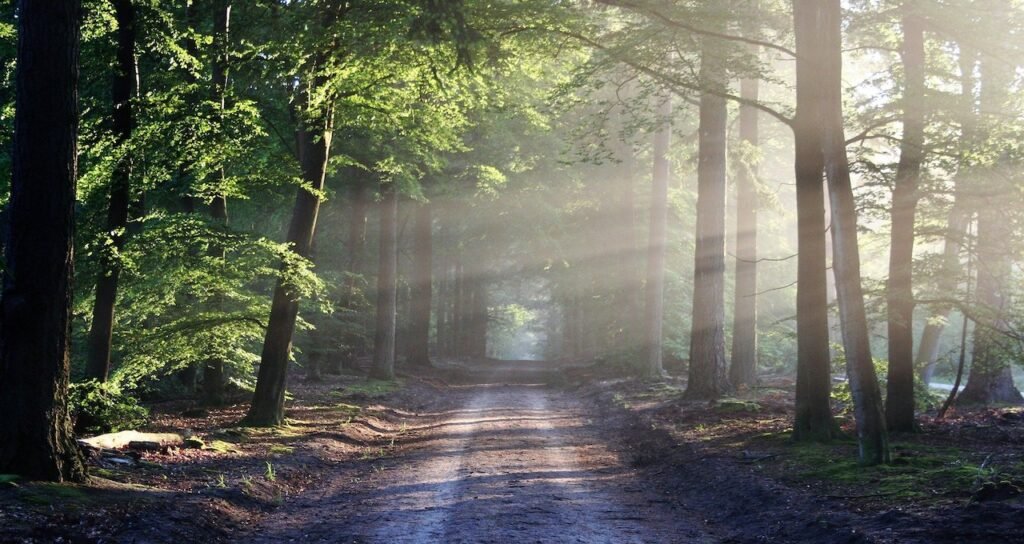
top-left (4, 0), bottom-right (1024, 542)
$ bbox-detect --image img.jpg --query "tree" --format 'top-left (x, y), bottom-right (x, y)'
top-left (958, 49), bottom-right (1024, 406)
top-left (729, 25), bottom-right (760, 389)
top-left (642, 95), bottom-right (671, 378)
top-left (86, 0), bottom-right (137, 381)
top-left (914, 45), bottom-right (976, 384)
top-left (885, 3), bottom-right (925, 432)
top-left (816, 0), bottom-right (890, 464)
top-left (371, 183), bottom-right (399, 380)
top-left (245, 77), bottom-right (334, 426)
top-left (203, 0), bottom-right (232, 406)
top-left (685, 33), bottom-right (730, 400)
top-left (0, 0), bottom-right (87, 482)
top-left (792, 0), bottom-right (838, 443)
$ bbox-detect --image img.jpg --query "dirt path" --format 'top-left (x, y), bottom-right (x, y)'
top-left (241, 383), bottom-right (712, 543)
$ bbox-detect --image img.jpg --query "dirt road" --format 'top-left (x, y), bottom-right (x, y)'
top-left (243, 382), bottom-right (711, 543)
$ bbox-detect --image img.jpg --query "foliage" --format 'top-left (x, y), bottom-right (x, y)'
top-left (68, 381), bottom-right (149, 436)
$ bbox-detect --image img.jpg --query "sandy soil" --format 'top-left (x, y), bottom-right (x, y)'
top-left (242, 380), bottom-right (712, 543)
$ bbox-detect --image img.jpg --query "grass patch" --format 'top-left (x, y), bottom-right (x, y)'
top-left (18, 483), bottom-right (91, 506)
top-left (759, 434), bottom-right (995, 500)
top-left (206, 440), bottom-right (241, 454)
top-left (268, 444), bottom-right (294, 456)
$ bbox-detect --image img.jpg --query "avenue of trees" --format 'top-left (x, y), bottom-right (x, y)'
top-left (2, 0), bottom-right (1024, 481)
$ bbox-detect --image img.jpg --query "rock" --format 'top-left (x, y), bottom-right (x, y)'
top-left (714, 399), bottom-right (762, 413)
top-left (79, 431), bottom-right (184, 451)
top-left (184, 437), bottom-right (205, 449)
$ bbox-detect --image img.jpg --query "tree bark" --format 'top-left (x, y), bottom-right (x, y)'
top-left (817, 0), bottom-right (890, 464)
top-left (86, 0), bottom-right (136, 382)
top-left (0, 0), bottom-right (87, 482)
top-left (885, 6), bottom-right (925, 432)
top-left (244, 90), bottom-right (332, 426)
top-left (371, 184), bottom-right (399, 379)
top-left (642, 96), bottom-right (672, 378)
top-left (729, 31), bottom-right (760, 389)
top-left (406, 201), bottom-right (433, 367)
top-left (792, 0), bottom-right (838, 442)
top-left (685, 38), bottom-right (730, 400)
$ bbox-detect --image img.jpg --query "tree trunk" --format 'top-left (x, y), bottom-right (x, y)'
top-left (244, 92), bottom-right (332, 426)
top-left (203, 0), bottom-right (232, 406)
top-left (792, 0), bottom-right (838, 442)
top-left (885, 7), bottom-right (925, 432)
top-left (0, 0), bottom-right (87, 482)
top-left (915, 46), bottom-right (976, 384)
top-left (959, 205), bottom-right (1022, 404)
top-left (684, 40), bottom-right (730, 400)
top-left (371, 184), bottom-right (399, 379)
top-left (435, 216), bottom-right (449, 358)
top-left (406, 202), bottom-right (433, 367)
top-left (817, 0), bottom-right (890, 464)
top-left (729, 35), bottom-right (760, 389)
top-left (642, 96), bottom-right (672, 378)
top-left (959, 51), bottom-right (1023, 406)
top-left (86, 0), bottom-right (136, 382)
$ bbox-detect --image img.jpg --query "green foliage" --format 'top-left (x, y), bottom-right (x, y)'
top-left (68, 381), bottom-right (149, 435)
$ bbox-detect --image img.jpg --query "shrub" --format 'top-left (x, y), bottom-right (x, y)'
top-left (69, 380), bottom-right (149, 435)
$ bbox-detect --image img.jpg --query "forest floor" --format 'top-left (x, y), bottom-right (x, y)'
top-left (1, 360), bottom-right (1023, 543)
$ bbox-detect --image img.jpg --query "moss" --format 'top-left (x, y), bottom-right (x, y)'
top-left (713, 398), bottom-right (762, 413)
top-left (268, 444), bottom-right (294, 456)
top-left (19, 483), bottom-right (91, 506)
top-left (776, 439), bottom-right (991, 500)
top-left (206, 440), bottom-right (241, 454)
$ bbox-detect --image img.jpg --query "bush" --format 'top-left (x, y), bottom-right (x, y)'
top-left (69, 380), bottom-right (149, 436)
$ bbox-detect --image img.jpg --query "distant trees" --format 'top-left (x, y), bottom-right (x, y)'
top-left (642, 96), bottom-right (672, 378)
top-left (371, 183), bottom-right (399, 380)
top-left (86, 0), bottom-right (137, 382)
top-left (0, 0), bottom-right (86, 482)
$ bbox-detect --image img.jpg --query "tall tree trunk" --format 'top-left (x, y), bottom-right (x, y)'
top-left (203, 0), bottom-right (232, 406)
top-left (915, 47), bottom-right (976, 384)
top-left (817, 0), bottom-right (890, 465)
top-left (642, 96), bottom-right (672, 378)
top-left (959, 51), bottom-right (1023, 406)
top-left (244, 90), bottom-right (332, 426)
top-left (435, 215), bottom-right (449, 358)
top-left (86, 0), bottom-right (136, 382)
top-left (406, 202), bottom-right (433, 367)
top-left (885, 6), bottom-right (925, 432)
top-left (469, 276), bottom-right (488, 358)
top-left (685, 39), bottom-right (730, 400)
top-left (729, 34), bottom-right (760, 389)
top-left (617, 147), bottom-right (643, 351)
top-left (792, 0), bottom-right (838, 442)
top-left (0, 0), bottom-right (87, 482)
top-left (452, 252), bottom-right (465, 357)
top-left (371, 184), bottom-right (399, 379)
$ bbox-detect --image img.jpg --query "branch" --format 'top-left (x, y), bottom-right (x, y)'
top-left (594, 0), bottom-right (798, 58)
top-left (542, 27), bottom-right (795, 128)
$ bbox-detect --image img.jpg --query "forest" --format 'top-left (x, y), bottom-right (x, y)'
top-left (1, 0), bottom-right (1024, 542)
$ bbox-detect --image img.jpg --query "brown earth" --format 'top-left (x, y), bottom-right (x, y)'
top-left (2, 360), bottom-right (1023, 543)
